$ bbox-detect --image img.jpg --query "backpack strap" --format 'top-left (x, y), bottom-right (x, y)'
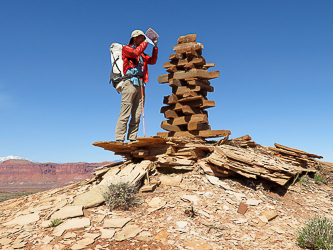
top-left (110, 50), bottom-right (122, 75)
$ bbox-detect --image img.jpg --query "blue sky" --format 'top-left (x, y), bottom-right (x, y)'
top-left (0, 0), bottom-right (332, 163)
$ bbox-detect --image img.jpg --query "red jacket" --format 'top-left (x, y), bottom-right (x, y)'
top-left (122, 41), bottom-right (158, 83)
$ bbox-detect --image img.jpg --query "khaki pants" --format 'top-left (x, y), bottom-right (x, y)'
top-left (115, 80), bottom-right (144, 141)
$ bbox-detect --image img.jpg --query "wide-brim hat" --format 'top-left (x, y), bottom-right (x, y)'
top-left (130, 30), bottom-right (145, 44)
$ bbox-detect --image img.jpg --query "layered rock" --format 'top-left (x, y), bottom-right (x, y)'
top-left (0, 159), bottom-right (113, 191)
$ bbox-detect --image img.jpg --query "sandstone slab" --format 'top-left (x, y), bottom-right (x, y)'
top-left (41, 220), bottom-right (52, 228)
top-left (184, 240), bottom-right (214, 250)
top-left (155, 230), bottom-right (170, 240)
top-left (0, 238), bottom-right (12, 245)
top-left (64, 232), bottom-right (76, 239)
top-left (234, 193), bottom-right (246, 201)
top-left (103, 217), bottom-right (132, 228)
top-left (148, 197), bottom-right (166, 213)
top-left (73, 186), bottom-right (105, 209)
top-left (258, 215), bottom-right (268, 223)
top-left (136, 231), bottom-right (152, 242)
top-left (100, 229), bottom-right (116, 239)
top-left (246, 199), bottom-right (262, 206)
top-left (12, 241), bottom-right (27, 249)
top-left (71, 238), bottom-right (95, 250)
top-left (3, 213), bottom-right (39, 226)
top-left (140, 184), bottom-right (157, 192)
top-left (53, 218), bottom-right (90, 236)
top-left (42, 235), bottom-right (54, 244)
top-left (148, 197), bottom-right (162, 207)
top-left (182, 194), bottom-right (200, 205)
top-left (83, 233), bottom-right (100, 239)
top-left (35, 245), bottom-right (53, 250)
top-left (176, 221), bottom-right (188, 229)
top-left (271, 226), bottom-right (285, 234)
top-left (159, 175), bottom-right (183, 186)
top-left (260, 210), bottom-right (278, 221)
top-left (206, 175), bottom-right (231, 189)
top-left (237, 202), bottom-right (248, 215)
top-left (51, 206), bottom-right (83, 220)
top-left (115, 224), bottom-right (142, 241)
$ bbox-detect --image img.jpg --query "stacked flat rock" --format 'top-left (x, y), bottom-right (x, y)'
top-left (157, 34), bottom-right (225, 138)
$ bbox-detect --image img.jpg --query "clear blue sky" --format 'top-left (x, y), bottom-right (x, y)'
top-left (1, 0), bottom-right (332, 163)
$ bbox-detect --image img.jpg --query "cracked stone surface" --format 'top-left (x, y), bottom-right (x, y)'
top-left (1, 169), bottom-right (333, 249)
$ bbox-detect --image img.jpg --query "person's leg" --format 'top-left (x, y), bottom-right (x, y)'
top-left (115, 80), bottom-right (137, 141)
top-left (127, 85), bottom-right (144, 141)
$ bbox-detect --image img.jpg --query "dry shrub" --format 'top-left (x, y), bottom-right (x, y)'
top-left (297, 216), bottom-right (333, 249)
top-left (103, 182), bottom-right (139, 211)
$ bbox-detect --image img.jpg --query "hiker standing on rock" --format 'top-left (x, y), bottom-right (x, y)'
top-left (115, 30), bottom-right (158, 142)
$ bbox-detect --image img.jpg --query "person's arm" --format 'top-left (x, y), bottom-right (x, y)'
top-left (147, 47), bottom-right (158, 65)
top-left (122, 41), bottom-right (148, 58)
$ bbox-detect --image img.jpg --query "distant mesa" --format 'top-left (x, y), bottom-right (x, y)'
top-left (0, 158), bottom-right (113, 192)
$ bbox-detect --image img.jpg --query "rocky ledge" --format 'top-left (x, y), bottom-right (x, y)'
top-left (0, 160), bottom-right (333, 250)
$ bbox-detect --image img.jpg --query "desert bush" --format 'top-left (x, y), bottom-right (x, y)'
top-left (49, 218), bottom-right (63, 227)
top-left (314, 174), bottom-right (324, 184)
top-left (103, 182), bottom-right (139, 211)
top-left (297, 216), bottom-right (333, 249)
top-left (299, 176), bottom-right (308, 186)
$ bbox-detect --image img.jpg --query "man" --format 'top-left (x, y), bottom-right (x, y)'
top-left (115, 30), bottom-right (158, 142)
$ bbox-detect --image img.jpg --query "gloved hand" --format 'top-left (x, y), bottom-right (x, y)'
top-left (153, 38), bottom-right (158, 47)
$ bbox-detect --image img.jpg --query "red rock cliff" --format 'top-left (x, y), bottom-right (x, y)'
top-left (0, 159), bottom-right (113, 191)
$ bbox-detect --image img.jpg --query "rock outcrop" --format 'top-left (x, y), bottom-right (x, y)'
top-left (0, 160), bottom-right (333, 249)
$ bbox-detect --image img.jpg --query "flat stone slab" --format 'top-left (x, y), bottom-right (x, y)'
top-left (100, 229), bottom-right (116, 239)
top-left (64, 232), bottom-right (76, 239)
top-left (206, 175), bottom-right (231, 189)
top-left (103, 218), bottom-right (132, 228)
top-left (147, 197), bottom-right (166, 213)
top-left (12, 242), bottom-right (27, 249)
top-left (260, 210), bottom-right (278, 221)
top-left (3, 213), bottom-right (39, 226)
top-left (182, 194), bottom-right (200, 205)
top-left (136, 231), bottom-right (152, 242)
top-left (53, 218), bottom-right (90, 236)
top-left (82, 233), bottom-right (100, 240)
top-left (234, 193), bottom-right (246, 201)
top-left (73, 186), bottom-right (106, 209)
top-left (71, 238), bottom-right (95, 250)
top-left (237, 202), bottom-right (248, 215)
top-left (115, 224), bottom-right (142, 241)
top-left (159, 175), bottom-right (183, 186)
top-left (0, 238), bottom-right (12, 245)
top-left (41, 220), bottom-right (52, 228)
top-left (51, 206), bottom-right (83, 220)
top-left (35, 245), bottom-right (53, 250)
top-left (176, 221), bottom-right (188, 229)
top-left (42, 236), bottom-right (54, 244)
top-left (258, 215), bottom-right (268, 223)
top-left (148, 197), bottom-right (162, 207)
top-left (184, 240), bottom-right (214, 250)
top-left (246, 199), bottom-right (262, 206)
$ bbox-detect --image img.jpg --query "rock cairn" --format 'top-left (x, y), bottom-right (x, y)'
top-left (93, 33), bottom-right (328, 187)
top-left (157, 34), bottom-right (223, 138)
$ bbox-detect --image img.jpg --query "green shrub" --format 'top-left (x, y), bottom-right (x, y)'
top-left (297, 216), bottom-right (333, 249)
top-left (103, 182), bottom-right (139, 211)
top-left (314, 174), bottom-right (324, 184)
top-left (299, 176), bottom-right (308, 185)
top-left (49, 218), bottom-right (63, 227)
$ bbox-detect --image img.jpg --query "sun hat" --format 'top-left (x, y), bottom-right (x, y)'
top-left (130, 30), bottom-right (145, 44)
